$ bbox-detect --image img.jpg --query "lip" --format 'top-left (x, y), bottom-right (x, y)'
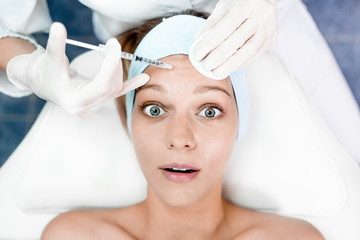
top-left (159, 163), bottom-right (200, 183)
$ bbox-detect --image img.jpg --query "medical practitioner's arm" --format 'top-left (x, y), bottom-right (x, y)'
top-left (1, 1), bottom-right (149, 116)
top-left (191, 0), bottom-right (277, 79)
top-left (0, 0), bottom-right (51, 96)
top-left (6, 22), bottom-right (149, 116)
top-left (0, 38), bottom-right (36, 71)
top-left (0, 34), bottom-right (39, 97)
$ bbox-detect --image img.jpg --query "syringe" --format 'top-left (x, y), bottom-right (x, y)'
top-left (65, 39), bottom-right (173, 70)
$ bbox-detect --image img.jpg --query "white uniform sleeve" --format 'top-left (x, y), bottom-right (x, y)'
top-left (0, 0), bottom-right (52, 97)
top-left (79, 0), bottom-right (218, 42)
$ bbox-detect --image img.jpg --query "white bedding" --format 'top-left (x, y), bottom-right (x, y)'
top-left (0, 51), bottom-right (359, 239)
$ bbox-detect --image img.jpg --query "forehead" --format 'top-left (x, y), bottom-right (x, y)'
top-left (142, 55), bottom-right (233, 92)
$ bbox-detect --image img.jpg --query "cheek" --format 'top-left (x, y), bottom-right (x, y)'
top-left (131, 116), bottom-right (163, 172)
top-left (203, 132), bottom-right (236, 170)
top-left (201, 122), bottom-right (237, 174)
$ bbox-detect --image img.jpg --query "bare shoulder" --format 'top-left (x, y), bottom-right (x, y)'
top-left (228, 206), bottom-right (324, 240)
top-left (258, 214), bottom-right (325, 240)
top-left (41, 209), bottom-right (137, 240)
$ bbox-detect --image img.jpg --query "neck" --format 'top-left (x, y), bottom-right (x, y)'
top-left (143, 181), bottom-right (228, 240)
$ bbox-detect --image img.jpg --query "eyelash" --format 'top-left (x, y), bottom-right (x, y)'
top-left (137, 102), bottom-right (225, 119)
top-left (197, 103), bottom-right (225, 120)
top-left (138, 101), bottom-right (167, 119)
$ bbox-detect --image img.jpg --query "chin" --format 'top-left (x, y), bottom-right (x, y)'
top-left (150, 183), bottom-right (204, 208)
top-left (156, 180), bottom-right (223, 209)
top-left (161, 193), bottom-right (201, 208)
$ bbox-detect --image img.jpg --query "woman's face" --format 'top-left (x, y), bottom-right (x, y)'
top-left (131, 55), bottom-right (238, 207)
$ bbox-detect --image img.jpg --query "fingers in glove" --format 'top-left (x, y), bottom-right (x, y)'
top-left (212, 30), bottom-right (266, 77)
top-left (235, 19), bottom-right (273, 69)
top-left (194, 0), bottom-right (228, 40)
top-left (117, 73), bottom-right (150, 97)
top-left (193, 9), bottom-right (247, 62)
top-left (74, 72), bottom-right (149, 117)
top-left (239, 32), bottom-right (273, 69)
top-left (201, 18), bottom-right (258, 71)
top-left (68, 39), bottom-right (122, 116)
top-left (46, 22), bottom-right (67, 64)
top-left (85, 38), bottom-right (123, 97)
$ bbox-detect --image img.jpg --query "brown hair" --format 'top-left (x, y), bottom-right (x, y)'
top-left (115, 10), bottom-right (209, 131)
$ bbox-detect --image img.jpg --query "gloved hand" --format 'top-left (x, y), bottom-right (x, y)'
top-left (6, 22), bottom-right (150, 116)
top-left (190, 0), bottom-right (277, 79)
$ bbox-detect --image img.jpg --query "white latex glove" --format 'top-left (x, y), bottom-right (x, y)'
top-left (190, 0), bottom-right (277, 80)
top-left (6, 22), bottom-right (150, 116)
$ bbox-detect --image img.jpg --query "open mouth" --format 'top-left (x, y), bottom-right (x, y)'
top-left (159, 164), bottom-right (200, 182)
top-left (162, 167), bottom-right (199, 173)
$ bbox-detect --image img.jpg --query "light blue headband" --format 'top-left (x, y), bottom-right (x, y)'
top-left (126, 14), bottom-right (249, 138)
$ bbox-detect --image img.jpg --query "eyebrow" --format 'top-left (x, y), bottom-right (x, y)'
top-left (136, 84), bottom-right (167, 94)
top-left (136, 83), bottom-right (231, 97)
top-left (193, 85), bottom-right (231, 97)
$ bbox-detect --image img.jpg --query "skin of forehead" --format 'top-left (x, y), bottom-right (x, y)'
top-left (139, 55), bottom-right (234, 98)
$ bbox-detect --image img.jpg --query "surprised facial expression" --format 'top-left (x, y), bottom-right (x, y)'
top-left (131, 55), bottom-right (238, 207)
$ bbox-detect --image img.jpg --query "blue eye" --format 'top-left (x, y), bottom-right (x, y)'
top-left (143, 105), bottom-right (165, 117)
top-left (198, 107), bottom-right (222, 118)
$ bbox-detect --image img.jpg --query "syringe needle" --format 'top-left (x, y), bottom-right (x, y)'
top-left (65, 39), bottom-right (173, 69)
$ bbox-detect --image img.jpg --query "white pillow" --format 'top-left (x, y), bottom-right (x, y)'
top-left (1, 50), bottom-right (360, 239)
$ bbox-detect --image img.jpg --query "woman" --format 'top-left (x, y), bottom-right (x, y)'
top-left (40, 12), bottom-right (324, 239)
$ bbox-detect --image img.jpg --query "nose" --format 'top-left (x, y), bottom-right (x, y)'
top-left (166, 115), bottom-right (196, 151)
